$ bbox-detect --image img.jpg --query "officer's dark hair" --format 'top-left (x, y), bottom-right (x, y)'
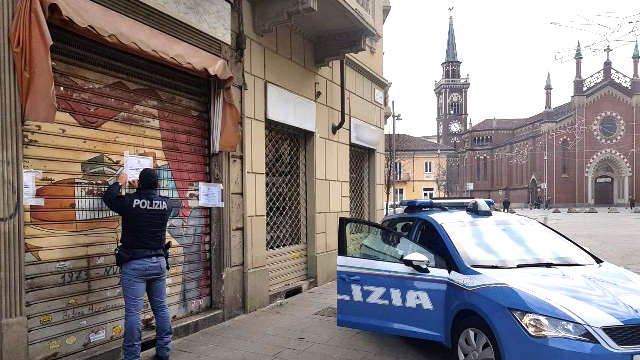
top-left (138, 168), bottom-right (158, 190)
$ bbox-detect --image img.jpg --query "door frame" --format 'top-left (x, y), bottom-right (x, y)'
top-left (594, 175), bottom-right (614, 206)
top-left (337, 217), bottom-right (452, 342)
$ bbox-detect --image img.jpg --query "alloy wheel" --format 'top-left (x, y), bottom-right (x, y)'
top-left (457, 327), bottom-right (496, 360)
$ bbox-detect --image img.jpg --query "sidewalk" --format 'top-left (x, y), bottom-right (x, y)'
top-left (143, 281), bottom-right (451, 360)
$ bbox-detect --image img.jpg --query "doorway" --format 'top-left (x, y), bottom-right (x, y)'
top-left (594, 176), bottom-right (614, 205)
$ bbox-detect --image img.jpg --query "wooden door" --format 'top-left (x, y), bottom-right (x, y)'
top-left (594, 176), bottom-right (614, 205)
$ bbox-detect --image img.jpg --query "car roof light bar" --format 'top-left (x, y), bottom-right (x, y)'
top-left (399, 199), bottom-right (494, 209)
top-left (466, 199), bottom-right (493, 216)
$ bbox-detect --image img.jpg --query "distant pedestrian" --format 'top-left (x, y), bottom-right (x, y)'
top-left (504, 198), bottom-right (511, 212)
top-left (502, 199), bottom-right (507, 212)
top-left (631, 197), bottom-right (635, 210)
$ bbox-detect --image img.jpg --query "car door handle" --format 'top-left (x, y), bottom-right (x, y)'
top-left (339, 275), bottom-right (361, 282)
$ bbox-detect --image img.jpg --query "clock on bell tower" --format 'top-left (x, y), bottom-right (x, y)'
top-left (434, 14), bottom-right (470, 146)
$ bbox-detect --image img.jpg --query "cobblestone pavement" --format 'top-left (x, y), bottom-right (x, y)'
top-left (141, 208), bottom-right (639, 360)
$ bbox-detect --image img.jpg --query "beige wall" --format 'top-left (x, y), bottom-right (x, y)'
top-left (393, 152), bottom-right (448, 201)
top-left (351, 0), bottom-right (384, 75)
top-left (240, 0), bottom-right (387, 311)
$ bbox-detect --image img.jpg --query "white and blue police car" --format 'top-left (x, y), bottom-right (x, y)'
top-left (337, 199), bottom-right (640, 360)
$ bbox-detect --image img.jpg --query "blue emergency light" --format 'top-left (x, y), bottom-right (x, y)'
top-left (399, 199), bottom-right (495, 209)
top-left (399, 199), bottom-right (495, 216)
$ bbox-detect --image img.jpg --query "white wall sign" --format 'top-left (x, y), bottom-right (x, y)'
top-left (199, 182), bottom-right (224, 207)
top-left (351, 117), bottom-right (381, 150)
top-left (465, 182), bottom-right (474, 191)
top-left (266, 83), bottom-right (316, 132)
top-left (23, 169), bottom-right (44, 206)
top-left (374, 88), bottom-right (384, 105)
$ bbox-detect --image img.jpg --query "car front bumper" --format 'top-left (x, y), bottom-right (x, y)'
top-left (500, 327), bottom-right (640, 360)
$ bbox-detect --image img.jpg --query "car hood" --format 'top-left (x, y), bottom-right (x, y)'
top-left (479, 263), bottom-right (640, 327)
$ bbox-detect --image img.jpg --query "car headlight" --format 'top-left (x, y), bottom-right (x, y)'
top-left (511, 310), bottom-right (597, 343)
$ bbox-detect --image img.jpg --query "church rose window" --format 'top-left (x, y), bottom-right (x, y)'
top-left (593, 112), bottom-right (624, 144)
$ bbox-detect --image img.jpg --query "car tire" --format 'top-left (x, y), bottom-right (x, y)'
top-left (452, 315), bottom-right (501, 360)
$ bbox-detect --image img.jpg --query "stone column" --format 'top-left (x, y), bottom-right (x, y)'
top-left (624, 176), bottom-right (629, 204)
top-left (1, 1), bottom-right (28, 360)
top-left (587, 175), bottom-right (594, 205)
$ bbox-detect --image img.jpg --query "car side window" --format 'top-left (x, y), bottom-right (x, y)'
top-left (344, 220), bottom-right (438, 266)
top-left (415, 221), bottom-right (449, 269)
top-left (381, 218), bottom-right (416, 237)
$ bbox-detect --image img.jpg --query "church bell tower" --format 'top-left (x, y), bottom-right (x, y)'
top-left (434, 13), bottom-right (470, 146)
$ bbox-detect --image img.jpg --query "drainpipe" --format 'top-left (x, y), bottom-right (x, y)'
top-left (332, 59), bottom-right (346, 135)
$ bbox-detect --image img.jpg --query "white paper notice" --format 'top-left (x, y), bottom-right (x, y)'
top-left (23, 169), bottom-right (44, 206)
top-left (124, 153), bottom-right (154, 180)
top-left (199, 182), bottom-right (223, 207)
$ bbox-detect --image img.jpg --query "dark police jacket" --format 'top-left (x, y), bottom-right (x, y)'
top-left (102, 182), bottom-right (176, 263)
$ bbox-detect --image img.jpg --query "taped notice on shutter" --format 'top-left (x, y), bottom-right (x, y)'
top-left (124, 152), bottom-right (153, 180)
top-left (199, 182), bottom-right (223, 207)
top-left (23, 169), bottom-right (44, 206)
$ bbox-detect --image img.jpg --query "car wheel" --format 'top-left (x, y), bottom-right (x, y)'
top-left (453, 316), bottom-right (500, 360)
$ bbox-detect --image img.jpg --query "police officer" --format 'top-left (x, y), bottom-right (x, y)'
top-left (103, 168), bottom-right (174, 360)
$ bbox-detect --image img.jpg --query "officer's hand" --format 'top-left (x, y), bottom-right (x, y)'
top-left (118, 173), bottom-right (128, 186)
top-left (128, 179), bottom-right (139, 188)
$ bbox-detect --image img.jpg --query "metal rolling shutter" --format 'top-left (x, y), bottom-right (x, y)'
top-left (349, 145), bottom-right (370, 220)
top-left (23, 28), bottom-right (214, 359)
top-left (265, 123), bottom-right (308, 294)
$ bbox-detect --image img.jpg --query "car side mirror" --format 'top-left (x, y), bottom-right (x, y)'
top-left (402, 252), bottom-right (430, 273)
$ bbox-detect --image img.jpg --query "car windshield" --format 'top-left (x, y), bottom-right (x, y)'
top-left (441, 216), bottom-right (597, 268)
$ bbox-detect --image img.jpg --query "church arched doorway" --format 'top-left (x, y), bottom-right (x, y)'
top-left (594, 175), bottom-right (614, 205)
top-left (586, 150), bottom-right (631, 206)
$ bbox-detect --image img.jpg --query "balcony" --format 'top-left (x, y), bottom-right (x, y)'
top-left (394, 172), bottom-right (412, 182)
top-left (434, 77), bottom-right (470, 91)
top-left (248, 0), bottom-right (379, 65)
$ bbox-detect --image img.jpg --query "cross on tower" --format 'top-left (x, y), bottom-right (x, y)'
top-left (604, 44), bottom-right (612, 60)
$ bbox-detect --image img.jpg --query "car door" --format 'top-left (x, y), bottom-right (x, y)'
top-left (337, 217), bottom-right (450, 342)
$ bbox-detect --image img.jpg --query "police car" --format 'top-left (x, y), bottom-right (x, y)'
top-left (337, 199), bottom-right (640, 360)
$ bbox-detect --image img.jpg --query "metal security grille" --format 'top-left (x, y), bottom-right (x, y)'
top-left (23, 28), bottom-right (214, 360)
top-left (350, 145), bottom-right (370, 220)
top-left (265, 124), bottom-right (308, 293)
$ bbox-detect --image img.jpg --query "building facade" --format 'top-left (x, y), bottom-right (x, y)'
top-left (241, 0), bottom-right (391, 312)
top-left (0, 1), bottom-right (391, 359)
top-left (455, 42), bottom-right (640, 207)
top-left (386, 134), bottom-right (454, 204)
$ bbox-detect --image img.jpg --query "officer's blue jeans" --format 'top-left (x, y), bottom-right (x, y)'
top-left (121, 256), bottom-right (172, 360)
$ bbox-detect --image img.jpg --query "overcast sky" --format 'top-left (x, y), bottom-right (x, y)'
top-left (382, 1), bottom-right (640, 136)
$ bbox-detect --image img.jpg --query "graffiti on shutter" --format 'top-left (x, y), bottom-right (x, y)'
top-left (22, 29), bottom-right (215, 359)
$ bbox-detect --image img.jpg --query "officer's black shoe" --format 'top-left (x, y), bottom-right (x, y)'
top-left (153, 355), bottom-right (169, 360)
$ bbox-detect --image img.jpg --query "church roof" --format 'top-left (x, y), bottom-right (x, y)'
top-left (470, 102), bottom-right (574, 133)
top-left (385, 134), bottom-right (454, 152)
top-left (445, 16), bottom-right (458, 62)
top-left (471, 118), bottom-right (528, 131)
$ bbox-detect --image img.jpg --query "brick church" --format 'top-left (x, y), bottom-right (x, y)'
top-left (436, 16), bottom-right (639, 207)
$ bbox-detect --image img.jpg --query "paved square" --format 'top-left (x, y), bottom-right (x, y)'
top-left (142, 209), bottom-right (640, 360)
top-left (518, 208), bottom-right (640, 273)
